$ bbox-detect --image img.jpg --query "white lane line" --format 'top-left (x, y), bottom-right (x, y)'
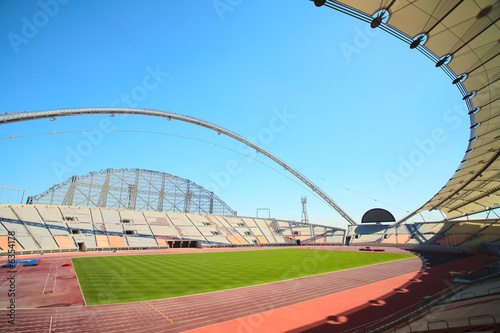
top-left (52, 273), bottom-right (57, 293)
top-left (0, 266), bottom-right (24, 288)
top-left (42, 272), bottom-right (51, 294)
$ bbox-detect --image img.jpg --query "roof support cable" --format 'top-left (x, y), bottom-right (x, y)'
top-left (457, 84), bottom-right (468, 96)
top-left (424, 0), bottom-right (465, 36)
top-left (380, 28), bottom-right (415, 49)
top-left (449, 18), bottom-right (500, 57)
top-left (318, 0), bottom-right (370, 22)
top-left (380, 25), bottom-right (401, 40)
top-left (430, 149), bottom-right (500, 212)
top-left (419, 212), bottom-right (426, 222)
top-left (380, 23), bottom-right (413, 44)
top-left (448, 185), bottom-right (500, 213)
top-left (465, 98), bottom-right (475, 110)
top-left (474, 76), bottom-right (500, 93)
top-left (325, 1), bottom-right (372, 22)
top-left (420, 51), bottom-right (437, 62)
top-left (385, 0), bottom-right (396, 12)
top-left (480, 96), bottom-right (500, 109)
top-left (323, 2), bottom-right (371, 24)
top-left (442, 65), bottom-right (458, 79)
top-left (419, 47), bottom-right (440, 62)
top-left (381, 25), bottom-right (404, 41)
top-left (474, 110), bottom-right (500, 123)
top-left (467, 53), bottom-right (500, 76)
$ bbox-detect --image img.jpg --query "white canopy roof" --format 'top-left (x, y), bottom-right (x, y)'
top-left (318, 0), bottom-right (499, 219)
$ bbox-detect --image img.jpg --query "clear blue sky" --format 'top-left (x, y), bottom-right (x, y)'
top-left (0, 0), bottom-right (470, 228)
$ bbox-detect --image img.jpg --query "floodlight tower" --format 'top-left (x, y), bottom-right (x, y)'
top-left (301, 196), bottom-right (309, 224)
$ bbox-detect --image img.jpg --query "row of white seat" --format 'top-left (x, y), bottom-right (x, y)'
top-left (0, 204), bottom-right (341, 251)
top-left (347, 221), bottom-right (500, 249)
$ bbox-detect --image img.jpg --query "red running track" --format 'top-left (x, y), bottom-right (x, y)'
top-left (0, 249), bottom-right (422, 333)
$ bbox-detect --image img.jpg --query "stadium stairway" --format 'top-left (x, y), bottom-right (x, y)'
top-left (205, 216), bottom-right (231, 236)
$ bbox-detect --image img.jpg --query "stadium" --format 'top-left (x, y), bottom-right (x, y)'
top-left (1, 0), bottom-right (499, 332)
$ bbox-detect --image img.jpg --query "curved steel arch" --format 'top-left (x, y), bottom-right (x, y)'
top-left (0, 108), bottom-right (357, 225)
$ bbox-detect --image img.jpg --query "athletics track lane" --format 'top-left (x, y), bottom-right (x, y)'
top-left (191, 253), bottom-right (489, 333)
top-left (0, 252), bottom-right (421, 332)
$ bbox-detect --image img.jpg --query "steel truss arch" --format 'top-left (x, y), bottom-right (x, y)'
top-left (28, 168), bottom-right (236, 215)
top-left (0, 107), bottom-right (357, 225)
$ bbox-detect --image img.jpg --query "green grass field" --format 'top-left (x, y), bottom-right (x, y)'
top-left (72, 248), bottom-right (415, 305)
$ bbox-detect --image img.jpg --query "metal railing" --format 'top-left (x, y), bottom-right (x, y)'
top-left (450, 266), bottom-right (500, 284)
top-left (468, 314), bottom-right (498, 333)
top-left (341, 284), bottom-right (467, 333)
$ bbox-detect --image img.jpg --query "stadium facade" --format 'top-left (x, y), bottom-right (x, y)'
top-left (0, 1), bottom-right (499, 332)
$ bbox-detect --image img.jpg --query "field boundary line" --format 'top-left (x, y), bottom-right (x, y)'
top-left (71, 258), bottom-right (87, 306)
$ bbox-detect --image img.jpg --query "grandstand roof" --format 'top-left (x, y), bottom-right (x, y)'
top-left (316, 1), bottom-right (499, 220)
